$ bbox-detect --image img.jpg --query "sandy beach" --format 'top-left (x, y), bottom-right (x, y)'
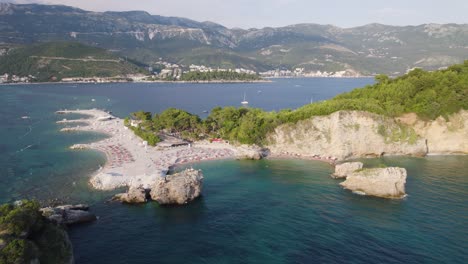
top-left (56, 109), bottom-right (239, 190)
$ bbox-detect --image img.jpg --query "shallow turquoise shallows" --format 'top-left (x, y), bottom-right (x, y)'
top-left (1, 79), bottom-right (467, 264)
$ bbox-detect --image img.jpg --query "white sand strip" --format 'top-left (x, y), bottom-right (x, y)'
top-left (56, 109), bottom-right (239, 190)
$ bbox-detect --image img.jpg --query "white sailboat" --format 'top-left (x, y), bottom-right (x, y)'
top-left (241, 92), bottom-right (248, 105)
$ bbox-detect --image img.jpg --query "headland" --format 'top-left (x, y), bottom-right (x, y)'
top-left (56, 109), bottom-right (261, 190)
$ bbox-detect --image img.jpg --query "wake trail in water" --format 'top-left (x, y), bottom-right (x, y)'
top-left (19, 126), bottom-right (33, 139)
top-left (19, 119), bottom-right (42, 140)
top-left (16, 144), bottom-right (34, 153)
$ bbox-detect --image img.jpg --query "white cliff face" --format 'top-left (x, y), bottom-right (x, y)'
top-left (340, 167), bottom-right (407, 198)
top-left (150, 169), bottom-right (203, 205)
top-left (332, 162), bottom-right (363, 178)
top-left (267, 111), bottom-right (427, 161)
top-left (398, 110), bottom-right (468, 155)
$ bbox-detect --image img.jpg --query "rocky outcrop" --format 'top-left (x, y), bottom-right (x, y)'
top-left (398, 110), bottom-right (468, 155)
top-left (332, 162), bottom-right (363, 178)
top-left (235, 145), bottom-right (265, 160)
top-left (40, 204), bottom-right (96, 225)
top-left (267, 111), bottom-right (427, 160)
top-left (0, 200), bottom-right (74, 264)
top-left (150, 168), bottom-right (203, 205)
top-left (112, 186), bottom-right (148, 203)
top-left (340, 167), bottom-right (407, 198)
top-left (69, 144), bottom-right (88, 150)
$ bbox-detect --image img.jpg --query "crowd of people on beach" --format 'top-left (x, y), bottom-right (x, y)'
top-left (94, 144), bottom-right (135, 169)
top-left (152, 147), bottom-right (235, 170)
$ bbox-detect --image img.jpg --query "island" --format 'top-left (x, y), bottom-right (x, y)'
top-left (57, 61), bottom-right (468, 201)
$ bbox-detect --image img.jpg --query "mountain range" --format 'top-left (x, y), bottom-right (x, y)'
top-left (1, 2), bottom-right (467, 75)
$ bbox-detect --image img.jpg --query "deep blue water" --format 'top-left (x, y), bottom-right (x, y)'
top-left (1, 78), bottom-right (467, 264)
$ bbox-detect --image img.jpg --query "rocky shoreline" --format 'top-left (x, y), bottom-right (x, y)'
top-left (56, 108), bottom-right (467, 203)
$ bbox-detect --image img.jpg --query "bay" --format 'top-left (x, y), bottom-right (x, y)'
top-left (0, 78), bottom-right (467, 263)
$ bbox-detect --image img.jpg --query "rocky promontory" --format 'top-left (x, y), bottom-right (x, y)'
top-left (340, 167), bottom-right (407, 198)
top-left (0, 200), bottom-right (74, 264)
top-left (150, 168), bottom-right (204, 205)
top-left (40, 204), bottom-right (97, 225)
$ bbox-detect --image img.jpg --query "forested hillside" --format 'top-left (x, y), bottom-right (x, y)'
top-left (129, 61), bottom-right (468, 145)
top-left (0, 42), bottom-right (145, 81)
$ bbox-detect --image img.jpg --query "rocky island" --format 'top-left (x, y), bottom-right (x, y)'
top-left (331, 162), bottom-right (407, 198)
top-left (340, 167), bottom-right (407, 198)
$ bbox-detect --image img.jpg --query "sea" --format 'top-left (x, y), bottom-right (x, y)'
top-left (0, 78), bottom-right (467, 264)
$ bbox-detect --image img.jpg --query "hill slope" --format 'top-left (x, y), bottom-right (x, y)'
top-left (0, 42), bottom-right (145, 82)
top-left (0, 3), bottom-right (467, 74)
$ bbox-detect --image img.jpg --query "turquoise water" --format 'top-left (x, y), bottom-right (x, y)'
top-left (1, 78), bottom-right (467, 263)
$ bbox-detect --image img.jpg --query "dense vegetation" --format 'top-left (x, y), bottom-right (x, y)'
top-left (179, 71), bottom-right (261, 81)
top-left (128, 61), bottom-right (468, 145)
top-left (0, 200), bottom-right (72, 264)
top-left (0, 42), bottom-right (145, 82)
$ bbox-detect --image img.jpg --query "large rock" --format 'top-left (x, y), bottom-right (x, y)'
top-left (150, 168), bottom-right (203, 205)
top-left (332, 162), bottom-right (363, 178)
top-left (340, 167), bottom-right (407, 198)
top-left (40, 204), bottom-right (96, 225)
top-left (235, 145), bottom-right (264, 160)
top-left (113, 186), bottom-right (148, 203)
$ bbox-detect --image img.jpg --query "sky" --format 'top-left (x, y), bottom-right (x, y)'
top-left (3, 0), bottom-right (468, 29)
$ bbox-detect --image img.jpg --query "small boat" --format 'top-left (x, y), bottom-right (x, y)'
top-left (241, 93), bottom-right (248, 105)
top-left (257, 90), bottom-right (262, 94)
top-left (202, 110), bottom-right (209, 113)
top-left (21, 116), bottom-right (30, 119)
top-left (91, 98), bottom-right (96, 102)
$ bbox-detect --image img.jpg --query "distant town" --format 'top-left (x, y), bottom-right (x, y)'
top-left (0, 58), bottom-right (367, 84)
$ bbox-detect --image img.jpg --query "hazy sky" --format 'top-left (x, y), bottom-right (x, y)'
top-left (3, 0), bottom-right (468, 29)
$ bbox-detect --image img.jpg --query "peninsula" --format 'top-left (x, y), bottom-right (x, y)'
top-left (56, 109), bottom-right (262, 191)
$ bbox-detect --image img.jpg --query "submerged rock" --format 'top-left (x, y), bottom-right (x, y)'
top-left (150, 168), bottom-right (203, 205)
top-left (332, 162), bottom-right (363, 178)
top-left (113, 186), bottom-right (148, 203)
top-left (340, 167), bottom-right (407, 198)
top-left (40, 204), bottom-right (96, 225)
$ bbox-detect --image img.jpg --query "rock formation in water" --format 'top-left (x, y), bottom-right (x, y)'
top-left (40, 204), bottom-right (97, 225)
top-left (113, 186), bottom-right (148, 203)
top-left (0, 200), bottom-right (74, 264)
top-left (340, 167), bottom-right (407, 198)
top-left (150, 168), bottom-right (203, 205)
top-left (267, 110), bottom-right (468, 160)
top-left (332, 162), bottom-right (364, 178)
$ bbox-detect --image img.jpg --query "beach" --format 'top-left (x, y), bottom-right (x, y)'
top-left (57, 109), bottom-right (238, 190)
